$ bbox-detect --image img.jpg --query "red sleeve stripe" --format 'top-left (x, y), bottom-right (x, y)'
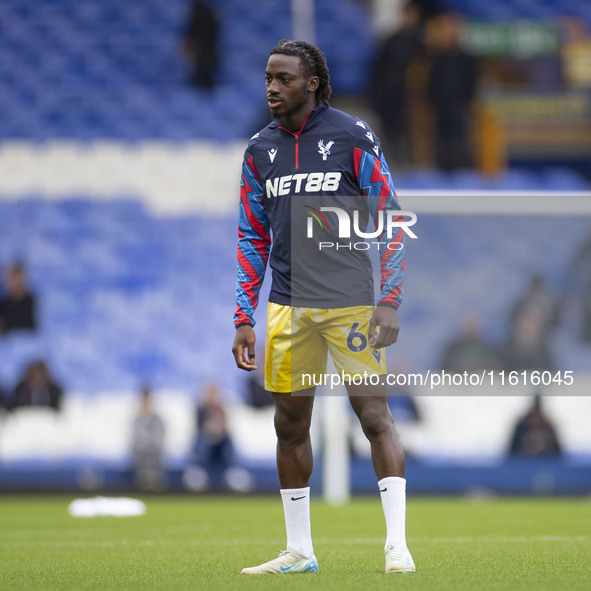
top-left (237, 246), bottom-right (258, 285)
top-left (240, 179), bottom-right (269, 242)
top-left (247, 156), bottom-right (262, 184)
top-left (353, 147), bottom-right (364, 193)
top-left (254, 239), bottom-right (270, 262)
top-left (237, 248), bottom-right (260, 308)
top-left (379, 226), bottom-right (405, 306)
top-left (380, 264), bottom-right (404, 306)
top-left (380, 227), bottom-right (405, 271)
top-left (234, 308), bottom-right (250, 325)
top-left (239, 227), bottom-right (270, 263)
top-left (369, 157), bottom-right (391, 214)
top-left (381, 284), bottom-right (402, 307)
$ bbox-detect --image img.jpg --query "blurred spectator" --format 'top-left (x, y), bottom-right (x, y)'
top-left (0, 263), bottom-right (37, 335)
top-left (500, 307), bottom-right (554, 373)
top-left (412, 0), bottom-right (440, 23)
top-left (583, 291), bottom-right (591, 344)
top-left (427, 14), bottom-right (478, 170)
top-left (0, 380), bottom-right (8, 410)
top-left (184, 383), bottom-right (253, 492)
top-left (244, 349), bottom-right (273, 409)
top-left (559, 17), bottom-right (591, 89)
top-left (563, 222), bottom-right (591, 342)
top-left (439, 314), bottom-right (501, 373)
top-left (195, 383), bottom-right (234, 471)
top-left (130, 387), bottom-right (167, 492)
top-left (567, 223), bottom-right (591, 293)
top-left (369, 0), bottom-right (425, 167)
top-left (510, 274), bottom-right (558, 339)
top-left (182, 0), bottom-right (220, 90)
top-left (11, 360), bottom-right (63, 411)
top-left (508, 395), bottom-right (562, 457)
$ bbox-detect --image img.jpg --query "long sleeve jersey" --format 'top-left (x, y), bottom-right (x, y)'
top-left (234, 104), bottom-right (405, 328)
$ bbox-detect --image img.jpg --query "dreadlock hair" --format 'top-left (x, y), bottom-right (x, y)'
top-left (269, 39), bottom-right (332, 106)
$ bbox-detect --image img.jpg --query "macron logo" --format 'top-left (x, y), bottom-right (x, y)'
top-left (268, 148), bottom-right (278, 163)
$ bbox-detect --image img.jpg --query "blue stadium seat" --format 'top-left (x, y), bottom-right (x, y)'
top-left (0, 0), bottom-right (377, 141)
top-left (1, 186), bottom-right (588, 396)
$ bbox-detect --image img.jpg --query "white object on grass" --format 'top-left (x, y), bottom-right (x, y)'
top-left (68, 496), bottom-right (146, 518)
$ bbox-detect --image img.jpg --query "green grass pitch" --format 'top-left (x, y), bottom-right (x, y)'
top-left (1, 495), bottom-right (590, 590)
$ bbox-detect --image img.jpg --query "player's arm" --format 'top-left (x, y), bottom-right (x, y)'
top-left (232, 153), bottom-right (270, 370)
top-left (354, 141), bottom-right (405, 347)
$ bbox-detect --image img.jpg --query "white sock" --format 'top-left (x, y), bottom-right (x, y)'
top-left (378, 476), bottom-right (407, 549)
top-left (280, 487), bottom-right (314, 557)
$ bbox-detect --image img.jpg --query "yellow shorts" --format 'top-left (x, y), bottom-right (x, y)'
top-left (264, 302), bottom-right (387, 393)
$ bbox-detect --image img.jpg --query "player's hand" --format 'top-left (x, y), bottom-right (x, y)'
top-left (232, 325), bottom-right (257, 371)
top-left (368, 306), bottom-right (399, 348)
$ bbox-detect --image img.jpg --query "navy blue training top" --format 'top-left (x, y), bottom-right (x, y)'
top-left (234, 104), bottom-right (406, 327)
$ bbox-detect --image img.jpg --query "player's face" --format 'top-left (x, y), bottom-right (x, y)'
top-left (265, 54), bottom-right (319, 128)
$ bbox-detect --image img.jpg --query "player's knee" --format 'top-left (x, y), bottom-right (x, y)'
top-left (274, 412), bottom-right (310, 444)
top-left (358, 405), bottom-right (394, 440)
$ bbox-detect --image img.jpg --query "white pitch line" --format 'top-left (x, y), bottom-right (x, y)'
top-left (0, 534), bottom-right (588, 551)
top-left (315, 535), bottom-right (590, 545)
top-left (0, 538), bottom-right (283, 550)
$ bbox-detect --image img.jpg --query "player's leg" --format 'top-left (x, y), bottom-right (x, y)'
top-left (241, 305), bottom-right (321, 574)
top-left (347, 386), bottom-right (404, 478)
top-left (323, 305), bottom-right (414, 573)
top-left (348, 388), bottom-right (415, 573)
top-left (273, 389), bottom-right (315, 488)
top-left (321, 306), bottom-right (404, 474)
top-left (274, 390), bottom-right (317, 560)
top-left (241, 390), bottom-right (319, 574)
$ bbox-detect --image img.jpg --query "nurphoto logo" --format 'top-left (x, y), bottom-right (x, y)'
top-left (304, 206), bottom-right (418, 251)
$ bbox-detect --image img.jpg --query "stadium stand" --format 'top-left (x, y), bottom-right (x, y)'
top-left (0, 0), bottom-right (373, 142)
top-left (1, 0), bottom-right (591, 491)
top-left (0, 168), bottom-right (590, 393)
top-left (1, 187), bottom-right (590, 473)
top-left (439, 0), bottom-right (591, 23)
